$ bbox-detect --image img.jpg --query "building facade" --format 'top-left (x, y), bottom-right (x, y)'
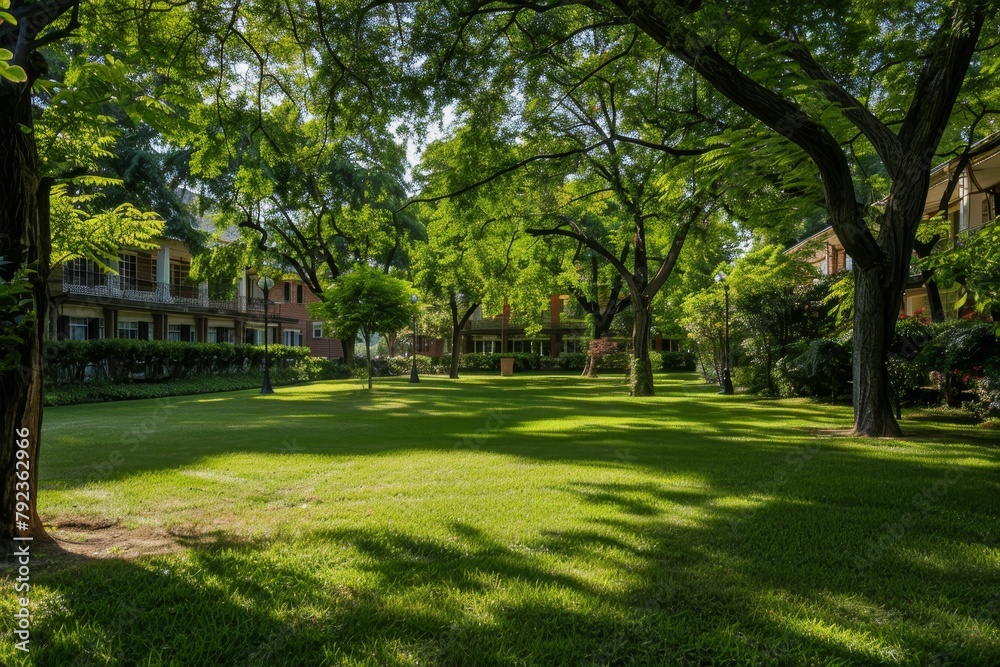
top-left (50, 239), bottom-right (344, 361)
top-left (787, 134), bottom-right (1000, 318)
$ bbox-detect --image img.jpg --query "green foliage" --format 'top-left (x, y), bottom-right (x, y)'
top-left (42, 339), bottom-right (322, 385)
top-left (660, 350), bottom-right (696, 372)
top-left (310, 267), bottom-right (416, 387)
top-left (787, 338), bottom-right (853, 402)
top-left (0, 267), bottom-right (34, 371)
top-left (920, 220), bottom-right (1000, 315)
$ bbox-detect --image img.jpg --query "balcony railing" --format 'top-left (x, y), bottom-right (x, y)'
top-left (62, 274), bottom-right (252, 312)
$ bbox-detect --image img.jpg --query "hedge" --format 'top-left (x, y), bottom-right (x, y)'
top-left (43, 339), bottom-right (321, 385)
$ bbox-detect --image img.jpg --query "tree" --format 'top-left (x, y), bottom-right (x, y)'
top-left (411, 125), bottom-right (551, 378)
top-left (727, 245), bottom-right (832, 396)
top-left (428, 0), bottom-right (997, 433)
top-left (189, 0), bottom-right (420, 367)
top-left (1, 0), bottom-right (199, 545)
top-left (920, 214), bottom-right (1000, 320)
top-left (310, 266), bottom-right (416, 390)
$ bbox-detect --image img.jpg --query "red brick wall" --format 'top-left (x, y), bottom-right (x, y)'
top-left (270, 281), bottom-right (344, 360)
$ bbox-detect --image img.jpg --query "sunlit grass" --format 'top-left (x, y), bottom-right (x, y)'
top-left (1, 373), bottom-right (997, 665)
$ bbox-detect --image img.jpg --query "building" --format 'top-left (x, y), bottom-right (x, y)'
top-left (49, 238), bottom-right (344, 361)
top-left (786, 133), bottom-right (1000, 317)
top-left (453, 295), bottom-right (683, 356)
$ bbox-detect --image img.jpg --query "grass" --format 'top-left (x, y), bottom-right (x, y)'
top-left (2, 373), bottom-right (998, 665)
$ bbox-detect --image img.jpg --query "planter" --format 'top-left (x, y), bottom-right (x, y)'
top-left (500, 357), bottom-right (515, 376)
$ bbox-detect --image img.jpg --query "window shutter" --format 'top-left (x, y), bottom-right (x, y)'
top-left (88, 318), bottom-right (101, 340)
top-left (57, 315), bottom-right (70, 340)
top-left (296, 285), bottom-right (303, 303)
top-left (138, 321), bottom-right (150, 339)
top-left (180, 324), bottom-right (192, 341)
top-left (283, 282), bottom-right (291, 301)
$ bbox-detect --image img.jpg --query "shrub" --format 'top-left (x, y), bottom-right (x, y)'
top-left (661, 350), bottom-right (696, 372)
top-left (43, 339), bottom-right (314, 385)
top-left (787, 338), bottom-right (852, 401)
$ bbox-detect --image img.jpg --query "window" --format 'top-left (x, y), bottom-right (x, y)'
top-left (284, 330), bottom-right (303, 346)
top-left (473, 338), bottom-right (498, 354)
top-left (168, 324), bottom-right (182, 341)
top-left (63, 258), bottom-right (102, 287)
top-left (296, 284), bottom-right (303, 303)
top-left (283, 282), bottom-right (291, 302)
top-left (68, 317), bottom-right (89, 341)
top-left (312, 322), bottom-right (324, 338)
top-left (118, 253), bottom-right (138, 289)
top-left (845, 255), bottom-right (853, 271)
top-left (118, 321), bottom-right (140, 339)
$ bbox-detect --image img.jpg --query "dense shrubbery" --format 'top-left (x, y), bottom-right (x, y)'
top-left (356, 350), bottom-right (673, 376)
top-left (660, 350), bottom-right (696, 372)
top-left (42, 339), bottom-right (350, 405)
top-left (42, 339), bottom-right (328, 384)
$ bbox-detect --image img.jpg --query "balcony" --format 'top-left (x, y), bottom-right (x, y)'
top-left (62, 273), bottom-right (250, 313)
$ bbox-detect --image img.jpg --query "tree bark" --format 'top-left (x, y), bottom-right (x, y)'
top-left (341, 339), bottom-right (355, 368)
top-left (630, 296), bottom-right (654, 396)
top-left (1, 77), bottom-right (48, 547)
top-left (448, 296), bottom-right (477, 379)
top-left (852, 267), bottom-right (901, 437)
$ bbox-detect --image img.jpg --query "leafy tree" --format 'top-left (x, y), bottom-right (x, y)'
top-left (727, 245), bottom-right (831, 396)
top-left (427, 0), bottom-right (998, 434)
top-left (920, 214), bottom-right (1000, 320)
top-left (309, 267), bottom-right (416, 389)
top-left (412, 126), bottom-right (553, 378)
top-left (1, 1), bottom-right (197, 544)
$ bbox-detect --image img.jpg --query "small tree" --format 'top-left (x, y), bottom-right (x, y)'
top-left (583, 337), bottom-right (618, 378)
top-left (310, 267), bottom-right (416, 390)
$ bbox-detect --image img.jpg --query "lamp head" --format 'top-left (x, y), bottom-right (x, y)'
top-left (257, 276), bottom-right (275, 292)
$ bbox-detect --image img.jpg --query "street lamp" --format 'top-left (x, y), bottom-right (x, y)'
top-left (715, 271), bottom-right (734, 395)
top-left (409, 294), bottom-right (420, 383)
top-left (257, 276), bottom-right (275, 395)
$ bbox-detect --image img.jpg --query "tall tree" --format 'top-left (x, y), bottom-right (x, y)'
top-left (421, 0), bottom-right (997, 433)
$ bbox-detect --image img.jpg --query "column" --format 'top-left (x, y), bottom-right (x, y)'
top-left (236, 269), bottom-right (247, 311)
top-left (103, 308), bottom-right (118, 339)
top-left (153, 313), bottom-right (168, 340)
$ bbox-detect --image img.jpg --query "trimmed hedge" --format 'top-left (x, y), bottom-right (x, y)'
top-left (43, 339), bottom-right (322, 384)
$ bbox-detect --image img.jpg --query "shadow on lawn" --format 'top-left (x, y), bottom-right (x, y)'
top-left (26, 376), bottom-right (999, 664)
top-left (19, 475), bottom-right (1000, 666)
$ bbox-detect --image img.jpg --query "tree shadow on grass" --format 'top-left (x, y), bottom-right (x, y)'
top-left (16, 477), bottom-right (999, 666)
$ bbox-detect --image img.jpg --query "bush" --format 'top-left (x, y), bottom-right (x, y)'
top-left (43, 361), bottom-right (349, 407)
top-left (787, 338), bottom-right (852, 401)
top-left (43, 339), bottom-right (315, 385)
top-left (661, 350), bottom-right (696, 372)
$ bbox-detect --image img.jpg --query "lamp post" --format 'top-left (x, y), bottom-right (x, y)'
top-left (715, 271), bottom-right (734, 395)
top-left (257, 276), bottom-right (275, 395)
top-left (409, 294), bottom-right (420, 383)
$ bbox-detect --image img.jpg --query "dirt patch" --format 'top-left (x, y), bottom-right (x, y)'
top-left (38, 518), bottom-right (182, 566)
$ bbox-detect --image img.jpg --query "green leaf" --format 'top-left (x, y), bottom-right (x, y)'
top-left (0, 65), bottom-right (27, 83)
top-left (0, 48), bottom-right (13, 60)
top-left (0, 10), bottom-right (16, 24)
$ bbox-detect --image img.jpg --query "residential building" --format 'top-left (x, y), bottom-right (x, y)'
top-left (786, 133), bottom-right (1000, 317)
top-left (454, 295), bottom-right (683, 356)
top-left (49, 238), bottom-right (345, 361)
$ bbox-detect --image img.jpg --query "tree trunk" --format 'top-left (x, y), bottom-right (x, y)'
top-left (630, 298), bottom-right (654, 396)
top-left (448, 297), bottom-right (478, 380)
top-left (852, 267), bottom-right (902, 437)
top-left (1, 79), bottom-right (47, 548)
top-left (364, 338), bottom-right (372, 390)
top-left (923, 275), bottom-right (946, 323)
top-left (582, 318), bottom-right (606, 378)
top-left (341, 339), bottom-right (355, 368)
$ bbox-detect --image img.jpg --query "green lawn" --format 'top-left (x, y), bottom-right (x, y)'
top-left (2, 373), bottom-right (998, 665)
